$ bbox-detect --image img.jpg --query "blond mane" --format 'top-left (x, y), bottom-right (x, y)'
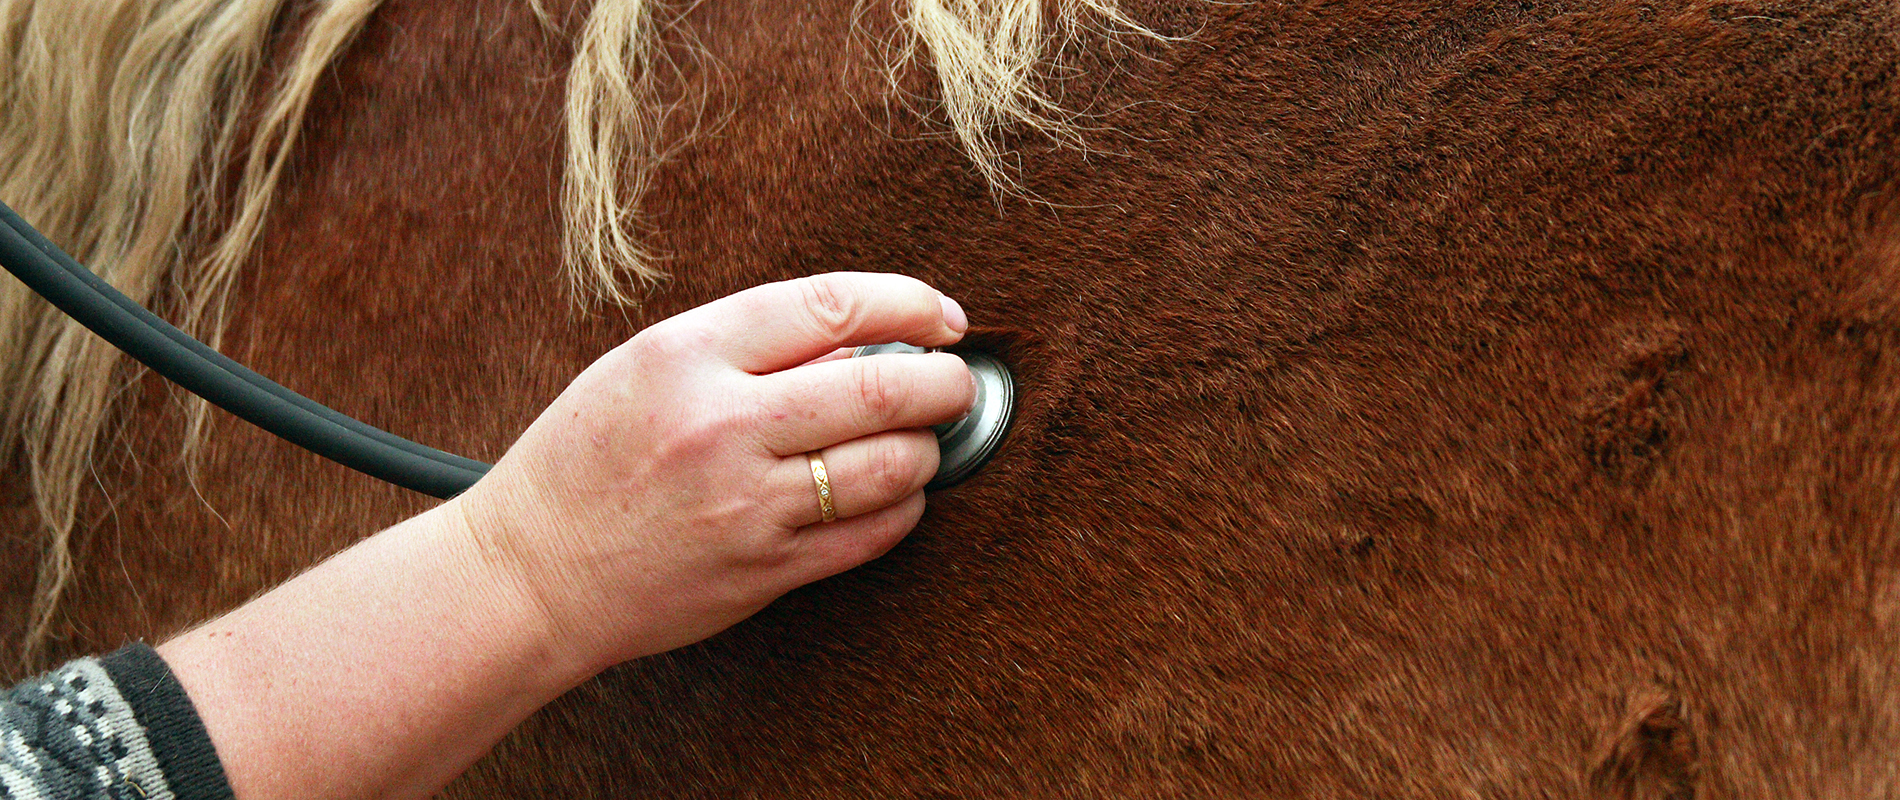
top-left (0, 0), bottom-right (1141, 661)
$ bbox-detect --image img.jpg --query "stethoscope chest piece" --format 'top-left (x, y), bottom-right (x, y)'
top-left (851, 342), bottom-right (1015, 489)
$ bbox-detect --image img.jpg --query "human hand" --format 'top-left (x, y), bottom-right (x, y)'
top-left (450, 272), bottom-right (975, 677)
top-left (154, 273), bottom-right (972, 800)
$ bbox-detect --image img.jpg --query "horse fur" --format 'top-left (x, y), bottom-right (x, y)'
top-left (6, 0), bottom-right (1900, 795)
top-left (0, 0), bottom-right (1127, 663)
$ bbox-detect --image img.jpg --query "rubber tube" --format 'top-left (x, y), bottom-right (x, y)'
top-left (0, 200), bottom-right (488, 498)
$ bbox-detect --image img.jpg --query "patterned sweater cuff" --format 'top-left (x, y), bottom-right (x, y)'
top-left (1, 643), bottom-right (231, 800)
top-left (96, 644), bottom-right (234, 800)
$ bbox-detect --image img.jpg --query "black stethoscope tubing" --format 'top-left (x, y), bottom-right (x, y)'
top-left (0, 200), bottom-right (489, 498)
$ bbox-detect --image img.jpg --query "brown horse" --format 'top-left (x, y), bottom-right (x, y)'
top-left (6, 0), bottom-right (1900, 795)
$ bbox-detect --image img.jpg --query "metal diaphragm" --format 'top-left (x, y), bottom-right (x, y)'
top-left (850, 342), bottom-right (1015, 489)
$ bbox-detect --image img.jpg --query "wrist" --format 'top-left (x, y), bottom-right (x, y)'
top-left (431, 495), bottom-right (601, 691)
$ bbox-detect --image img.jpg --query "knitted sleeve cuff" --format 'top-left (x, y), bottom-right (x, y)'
top-left (98, 643), bottom-right (236, 800)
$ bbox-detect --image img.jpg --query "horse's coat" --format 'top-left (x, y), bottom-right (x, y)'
top-left (7, 0), bottom-right (1900, 795)
top-left (0, 0), bottom-right (1128, 656)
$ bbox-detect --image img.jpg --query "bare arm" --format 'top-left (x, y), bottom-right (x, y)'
top-left (157, 272), bottom-right (974, 800)
top-left (156, 502), bottom-right (573, 799)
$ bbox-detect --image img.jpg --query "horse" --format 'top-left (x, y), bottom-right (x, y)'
top-left (6, 0), bottom-right (1900, 794)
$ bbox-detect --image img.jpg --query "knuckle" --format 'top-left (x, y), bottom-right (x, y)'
top-left (865, 437), bottom-right (926, 498)
top-left (656, 417), bottom-right (720, 465)
top-left (747, 388), bottom-right (792, 430)
top-left (850, 358), bottom-right (906, 428)
top-left (742, 390), bottom-right (805, 454)
top-left (709, 399), bottom-right (758, 441)
top-left (659, 399), bottom-right (748, 463)
top-left (854, 527), bottom-right (903, 563)
top-left (798, 274), bottom-right (861, 339)
top-left (629, 321), bottom-right (710, 368)
top-left (846, 495), bottom-right (924, 564)
top-left (834, 527), bottom-right (899, 572)
top-left (776, 473), bottom-right (818, 528)
top-left (734, 517), bottom-right (796, 566)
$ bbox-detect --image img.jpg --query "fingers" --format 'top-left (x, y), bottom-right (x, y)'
top-left (671, 273), bottom-right (967, 374)
top-left (771, 429), bottom-right (939, 527)
top-left (783, 491), bottom-right (926, 586)
top-left (752, 351), bottom-right (976, 456)
top-left (797, 347), bottom-right (856, 368)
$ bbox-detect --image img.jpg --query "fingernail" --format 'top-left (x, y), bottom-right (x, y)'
top-left (939, 295), bottom-right (968, 334)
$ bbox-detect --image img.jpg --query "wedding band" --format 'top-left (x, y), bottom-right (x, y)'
top-left (807, 451), bottom-right (836, 523)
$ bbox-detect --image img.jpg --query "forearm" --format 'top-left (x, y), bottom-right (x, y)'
top-left (157, 500), bottom-right (588, 800)
top-left (143, 274), bottom-right (969, 799)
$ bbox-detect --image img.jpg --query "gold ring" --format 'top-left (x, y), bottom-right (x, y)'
top-left (807, 451), bottom-right (836, 523)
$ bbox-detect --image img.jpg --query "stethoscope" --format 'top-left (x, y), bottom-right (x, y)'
top-left (0, 200), bottom-right (1013, 498)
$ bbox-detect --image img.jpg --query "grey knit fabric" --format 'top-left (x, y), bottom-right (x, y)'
top-left (0, 657), bottom-right (175, 800)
